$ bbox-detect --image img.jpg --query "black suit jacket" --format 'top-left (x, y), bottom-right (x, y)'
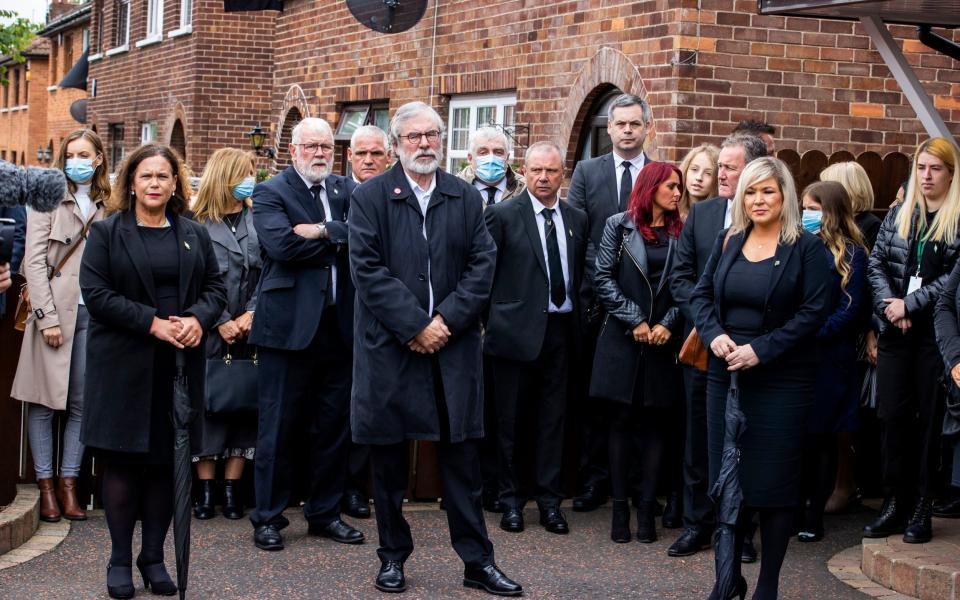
top-left (669, 195), bottom-right (728, 334)
top-left (483, 191), bottom-right (588, 362)
top-left (249, 167), bottom-right (356, 351)
top-left (689, 228), bottom-right (832, 366)
top-left (79, 210), bottom-right (227, 453)
top-left (0, 205), bottom-right (26, 316)
top-left (567, 152), bottom-right (649, 286)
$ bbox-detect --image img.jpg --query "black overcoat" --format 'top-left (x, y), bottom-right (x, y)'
top-left (348, 163), bottom-right (496, 445)
top-left (79, 210), bottom-right (226, 453)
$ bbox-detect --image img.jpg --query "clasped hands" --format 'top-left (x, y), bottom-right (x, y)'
top-left (149, 315), bottom-right (204, 349)
top-left (409, 315), bottom-right (450, 354)
top-left (709, 334), bottom-right (759, 371)
top-left (631, 321), bottom-right (671, 345)
top-left (882, 297), bottom-right (911, 333)
top-left (218, 311), bottom-right (254, 345)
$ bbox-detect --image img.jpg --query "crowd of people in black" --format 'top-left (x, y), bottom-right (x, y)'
top-left (1, 95), bottom-right (960, 600)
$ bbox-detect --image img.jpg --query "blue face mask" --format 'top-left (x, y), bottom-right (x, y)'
top-left (232, 176), bottom-right (256, 201)
top-left (802, 209), bottom-right (822, 234)
top-left (474, 155), bottom-right (506, 184)
top-left (65, 158), bottom-right (96, 184)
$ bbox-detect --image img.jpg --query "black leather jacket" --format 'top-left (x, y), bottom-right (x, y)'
top-left (594, 213), bottom-right (681, 331)
top-left (868, 204), bottom-right (960, 332)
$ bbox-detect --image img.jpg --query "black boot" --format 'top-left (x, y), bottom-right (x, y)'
top-left (636, 500), bottom-right (657, 543)
top-left (222, 480), bottom-right (243, 520)
top-left (903, 497), bottom-right (933, 544)
top-left (863, 496), bottom-right (905, 538)
top-left (194, 480), bottom-right (215, 520)
top-left (611, 499), bottom-right (631, 543)
top-left (662, 491), bottom-right (682, 529)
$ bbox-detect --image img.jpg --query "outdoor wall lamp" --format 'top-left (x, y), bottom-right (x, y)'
top-left (247, 125), bottom-right (276, 159)
top-left (35, 146), bottom-right (52, 163)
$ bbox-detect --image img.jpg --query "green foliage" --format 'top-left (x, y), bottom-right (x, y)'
top-left (0, 10), bottom-right (41, 84)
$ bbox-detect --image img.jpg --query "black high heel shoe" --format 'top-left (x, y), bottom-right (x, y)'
top-left (728, 576), bottom-right (747, 600)
top-left (136, 557), bottom-right (177, 596)
top-left (106, 563), bottom-right (135, 599)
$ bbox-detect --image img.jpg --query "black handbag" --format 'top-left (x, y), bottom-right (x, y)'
top-left (204, 349), bottom-right (259, 417)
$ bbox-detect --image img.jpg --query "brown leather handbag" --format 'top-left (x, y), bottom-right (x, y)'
top-left (14, 213), bottom-right (97, 332)
top-left (679, 328), bottom-right (709, 371)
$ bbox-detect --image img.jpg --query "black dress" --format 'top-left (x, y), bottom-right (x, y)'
top-left (706, 252), bottom-right (816, 507)
top-left (97, 226), bottom-right (179, 465)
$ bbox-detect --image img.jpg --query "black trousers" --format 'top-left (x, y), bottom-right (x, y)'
top-left (489, 314), bottom-right (570, 509)
top-left (251, 307), bottom-right (351, 529)
top-left (576, 317), bottom-right (609, 491)
top-left (876, 319), bottom-right (945, 500)
top-left (682, 365), bottom-right (715, 531)
top-left (369, 360), bottom-right (494, 568)
top-left (479, 359), bottom-right (500, 502)
top-left (344, 440), bottom-right (370, 498)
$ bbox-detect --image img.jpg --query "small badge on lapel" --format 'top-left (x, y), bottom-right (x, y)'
top-left (184, 241), bottom-right (191, 251)
top-left (393, 187), bottom-right (402, 195)
top-left (774, 260), bottom-right (780, 266)
top-left (333, 187), bottom-right (340, 196)
top-left (568, 228), bottom-right (573, 238)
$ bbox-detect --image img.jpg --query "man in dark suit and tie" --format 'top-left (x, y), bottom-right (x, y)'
top-left (249, 117), bottom-right (363, 551)
top-left (567, 93), bottom-right (652, 512)
top-left (484, 141), bottom-right (588, 535)
top-left (667, 132), bottom-right (768, 558)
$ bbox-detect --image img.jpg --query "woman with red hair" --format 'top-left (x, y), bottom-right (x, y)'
top-left (590, 161), bottom-right (685, 543)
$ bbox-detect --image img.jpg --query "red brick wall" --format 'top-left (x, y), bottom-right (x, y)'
top-left (87, 0), bottom-right (276, 174)
top-left (0, 61), bottom-right (50, 167)
top-left (46, 22), bottom-right (89, 153)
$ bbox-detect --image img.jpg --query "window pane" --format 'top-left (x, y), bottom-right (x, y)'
top-left (337, 106), bottom-right (369, 136)
top-left (503, 105), bottom-right (515, 128)
top-left (476, 106), bottom-right (494, 127)
top-left (181, 0), bottom-right (192, 27)
top-left (449, 158), bottom-right (468, 174)
top-left (450, 107), bottom-right (470, 151)
top-left (372, 108), bottom-right (389, 131)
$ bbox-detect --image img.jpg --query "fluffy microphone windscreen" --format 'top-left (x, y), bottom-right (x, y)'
top-left (0, 160), bottom-right (26, 208)
top-left (25, 167), bottom-right (67, 212)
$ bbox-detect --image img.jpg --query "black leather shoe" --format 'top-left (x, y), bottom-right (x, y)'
top-left (933, 496), bottom-right (960, 518)
top-left (668, 527), bottom-right (712, 557)
top-left (499, 508), bottom-right (524, 533)
top-left (193, 480), bottom-right (215, 520)
top-left (463, 564), bottom-right (523, 596)
top-left (484, 496), bottom-right (506, 513)
top-left (635, 501), bottom-right (657, 543)
top-left (375, 560), bottom-right (406, 593)
top-left (863, 496), bottom-right (905, 538)
top-left (343, 491), bottom-right (372, 519)
top-left (662, 492), bottom-right (682, 529)
top-left (740, 536), bottom-right (758, 564)
top-left (572, 485), bottom-right (607, 512)
top-left (539, 507), bottom-right (569, 535)
top-left (253, 524), bottom-right (284, 551)
top-left (136, 557), bottom-right (177, 596)
top-left (309, 518), bottom-right (365, 544)
top-left (222, 480), bottom-right (243, 520)
top-left (106, 563), bottom-right (135, 599)
top-left (903, 498), bottom-right (933, 544)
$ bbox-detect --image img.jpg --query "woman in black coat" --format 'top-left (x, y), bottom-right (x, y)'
top-left (590, 161), bottom-right (684, 544)
top-left (80, 143), bottom-right (226, 599)
top-left (865, 137), bottom-right (960, 544)
top-left (690, 157), bottom-right (831, 600)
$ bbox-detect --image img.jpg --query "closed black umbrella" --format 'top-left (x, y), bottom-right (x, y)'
top-left (708, 371), bottom-right (747, 600)
top-left (172, 350), bottom-right (193, 599)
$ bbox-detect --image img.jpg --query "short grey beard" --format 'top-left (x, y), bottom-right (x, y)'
top-left (398, 147), bottom-right (442, 176)
top-left (295, 159), bottom-right (329, 184)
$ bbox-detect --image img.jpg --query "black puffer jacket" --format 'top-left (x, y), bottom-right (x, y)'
top-left (868, 204), bottom-right (960, 332)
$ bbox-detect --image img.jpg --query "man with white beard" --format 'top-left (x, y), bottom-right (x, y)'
top-left (349, 102), bottom-right (522, 596)
top-left (249, 117), bottom-right (364, 551)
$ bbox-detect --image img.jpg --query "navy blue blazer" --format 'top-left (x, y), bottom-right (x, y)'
top-left (249, 167), bottom-right (356, 351)
top-left (690, 228), bottom-right (832, 365)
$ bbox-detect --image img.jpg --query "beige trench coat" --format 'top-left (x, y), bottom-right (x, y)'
top-left (11, 194), bottom-right (105, 409)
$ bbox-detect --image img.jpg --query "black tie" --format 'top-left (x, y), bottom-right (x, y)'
top-left (542, 208), bottom-right (566, 309)
top-left (619, 161), bottom-right (632, 211)
top-left (310, 184), bottom-right (326, 221)
top-left (484, 186), bottom-right (497, 207)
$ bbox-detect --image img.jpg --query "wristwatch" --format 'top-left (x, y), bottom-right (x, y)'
top-left (314, 223), bottom-right (327, 239)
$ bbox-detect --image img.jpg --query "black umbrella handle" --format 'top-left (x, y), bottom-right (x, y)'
top-left (175, 348), bottom-right (187, 373)
top-left (729, 371), bottom-right (739, 391)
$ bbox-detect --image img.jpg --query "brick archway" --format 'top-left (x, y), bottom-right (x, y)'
top-left (559, 47), bottom-right (658, 165)
top-left (163, 103), bottom-right (189, 165)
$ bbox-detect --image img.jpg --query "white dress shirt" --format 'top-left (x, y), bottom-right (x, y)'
top-left (405, 172), bottom-right (437, 315)
top-left (297, 172), bottom-right (337, 304)
top-left (474, 176), bottom-right (508, 205)
top-left (530, 196), bottom-right (573, 313)
top-left (74, 183), bottom-right (94, 306)
top-left (724, 198), bottom-right (733, 229)
top-left (612, 150), bottom-right (646, 203)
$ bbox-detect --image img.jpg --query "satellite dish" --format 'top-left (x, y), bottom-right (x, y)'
top-left (69, 99), bottom-right (87, 124)
top-left (347, 0), bottom-right (427, 34)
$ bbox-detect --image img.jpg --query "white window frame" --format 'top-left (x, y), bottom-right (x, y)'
top-left (180, 0), bottom-right (191, 28)
top-left (446, 92), bottom-right (517, 174)
top-left (136, 0), bottom-right (163, 47)
top-left (109, 0), bottom-right (130, 54)
top-left (141, 122), bottom-right (157, 143)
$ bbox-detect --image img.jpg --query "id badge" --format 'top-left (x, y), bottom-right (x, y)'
top-left (907, 275), bottom-right (923, 295)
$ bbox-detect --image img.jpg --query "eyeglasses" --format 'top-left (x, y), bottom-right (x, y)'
top-left (402, 130), bottom-right (441, 144)
top-left (294, 143), bottom-right (335, 155)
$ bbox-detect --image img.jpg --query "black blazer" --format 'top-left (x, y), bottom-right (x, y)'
top-left (249, 167), bottom-right (356, 351)
top-left (483, 191), bottom-right (588, 362)
top-left (0, 205), bottom-right (26, 316)
top-left (689, 228), bottom-right (832, 365)
top-left (79, 210), bottom-right (226, 453)
top-left (669, 195), bottom-right (728, 334)
top-left (567, 152), bottom-right (649, 285)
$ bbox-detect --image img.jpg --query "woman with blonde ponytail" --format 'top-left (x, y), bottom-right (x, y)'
top-left (797, 181), bottom-right (868, 542)
top-left (865, 137), bottom-right (960, 544)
